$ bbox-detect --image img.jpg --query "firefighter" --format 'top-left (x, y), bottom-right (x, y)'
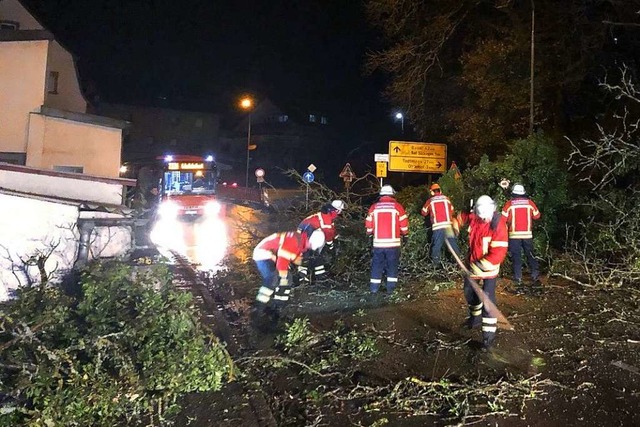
top-left (421, 183), bottom-right (461, 264)
top-left (365, 185), bottom-right (409, 294)
top-left (501, 184), bottom-right (542, 294)
top-left (296, 200), bottom-right (346, 284)
top-left (457, 195), bottom-right (509, 351)
top-left (252, 229), bottom-right (326, 318)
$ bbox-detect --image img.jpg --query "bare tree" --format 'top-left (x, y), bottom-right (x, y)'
top-left (560, 66), bottom-right (640, 287)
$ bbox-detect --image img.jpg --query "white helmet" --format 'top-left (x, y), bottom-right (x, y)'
top-left (474, 195), bottom-right (496, 221)
top-left (512, 184), bottom-right (526, 195)
top-left (308, 229), bottom-right (326, 251)
top-left (380, 185), bottom-right (395, 196)
top-left (331, 200), bottom-right (346, 213)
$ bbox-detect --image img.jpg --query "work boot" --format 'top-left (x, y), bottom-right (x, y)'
top-left (250, 304), bottom-right (270, 329)
top-left (481, 335), bottom-right (495, 352)
top-left (509, 279), bottom-right (525, 295)
top-left (530, 278), bottom-right (544, 296)
top-left (462, 316), bottom-right (481, 330)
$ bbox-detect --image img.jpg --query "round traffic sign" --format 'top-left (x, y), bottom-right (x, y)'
top-left (302, 171), bottom-right (315, 183)
top-left (255, 168), bottom-right (265, 178)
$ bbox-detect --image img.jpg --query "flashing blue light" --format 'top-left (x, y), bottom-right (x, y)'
top-left (164, 155), bottom-right (174, 162)
top-left (205, 155), bottom-right (214, 162)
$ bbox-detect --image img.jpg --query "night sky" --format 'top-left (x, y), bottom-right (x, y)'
top-left (22, 0), bottom-right (396, 144)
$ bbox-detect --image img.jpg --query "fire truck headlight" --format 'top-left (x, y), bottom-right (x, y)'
top-left (204, 201), bottom-right (222, 216)
top-left (158, 201), bottom-right (180, 218)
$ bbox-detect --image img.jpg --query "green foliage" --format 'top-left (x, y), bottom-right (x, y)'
top-left (395, 185), bottom-right (431, 264)
top-left (277, 318), bottom-right (316, 353)
top-left (461, 133), bottom-right (569, 256)
top-left (276, 318), bottom-right (379, 371)
top-left (0, 262), bottom-right (232, 426)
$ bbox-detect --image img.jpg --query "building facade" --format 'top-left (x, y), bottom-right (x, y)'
top-left (0, 0), bottom-right (127, 178)
top-left (93, 102), bottom-right (221, 161)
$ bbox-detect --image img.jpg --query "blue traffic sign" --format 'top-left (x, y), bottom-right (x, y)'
top-left (302, 171), bottom-right (315, 183)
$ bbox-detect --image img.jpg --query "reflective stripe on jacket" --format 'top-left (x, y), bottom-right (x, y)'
top-left (253, 231), bottom-right (306, 276)
top-left (501, 197), bottom-right (541, 239)
top-left (365, 196), bottom-right (409, 248)
top-left (421, 194), bottom-right (455, 230)
top-left (297, 211), bottom-right (337, 244)
top-left (459, 212), bottom-right (509, 279)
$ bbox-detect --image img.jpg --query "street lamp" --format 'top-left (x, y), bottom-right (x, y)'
top-left (240, 97), bottom-right (254, 188)
top-left (395, 112), bottom-right (404, 134)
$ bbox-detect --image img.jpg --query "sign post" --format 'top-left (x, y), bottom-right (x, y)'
top-left (339, 163), bottom-right (355, 198)
top-left (302, 169), bottom-right (315, 210)
top-left (374, 153), bottom-right (389, 187)
top-left (255, 168), bottom-right (265, 195)
top-left (388, 141), bottom-right (447, 173)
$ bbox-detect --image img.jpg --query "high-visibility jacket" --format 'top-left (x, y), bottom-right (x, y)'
top-left (458, 212), bottom-right (509, 279)
top-left (297, 211), bottom-right (338, 245)
top-left (501, 197), bottom-right (541, 239)
top-left (421, 194), bottom-right (456, 230)
top-left (253, 231), bottom-right (306, 277)
top-left (365, 196), bottom-right (409, 248)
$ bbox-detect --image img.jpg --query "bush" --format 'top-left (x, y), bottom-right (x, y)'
top-left (0, 262), bottom-right (232, 426)
top-left (461, 133), bottom-right (569, 257)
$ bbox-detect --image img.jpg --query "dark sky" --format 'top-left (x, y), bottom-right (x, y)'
top-left (23, 0), bottom-right (396, 142)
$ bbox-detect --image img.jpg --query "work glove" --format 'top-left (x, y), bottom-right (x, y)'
top-left (279, 275), bottom-right (289, 287)
top-left (367, 234), bottom-right (373, 246)
top-left (402, 235), bottom-right (409, 245)
top-left (326, 241), bottom-right (335, 252)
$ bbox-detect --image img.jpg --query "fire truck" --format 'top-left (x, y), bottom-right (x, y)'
top-left (155, 154), bottom-right (224, 220)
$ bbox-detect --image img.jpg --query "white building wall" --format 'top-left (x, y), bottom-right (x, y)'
top-left (0, 194), bottom-right (78, 300)
top-left (0, 166), bottom-right (125, 205)
top-left (0, 194), bottom-right (133, 301)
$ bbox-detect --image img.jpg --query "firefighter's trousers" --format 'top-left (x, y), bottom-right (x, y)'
top-left (431, 228), bottom-right (461, 264)
top-left (508, 238), bottom-right (539, 282)
top-left (370, 246), bottom-right (400, 293)
top-left (464, 276), bottom-right (497, 347)
top-left (298, 249), bottom-right (327, 284)
top-left (254, 260), bottom-right (292, 308)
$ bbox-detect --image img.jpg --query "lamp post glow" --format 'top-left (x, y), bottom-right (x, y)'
top-left (395, 112), bottom-right (404, 134)
top-left (240, 97), bottom-right (254, 188)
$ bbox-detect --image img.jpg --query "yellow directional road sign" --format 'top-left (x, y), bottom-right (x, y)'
top-left (376, 161), bottom-right (387, 178)
top-left (388, 141), bottom-right (447, 173)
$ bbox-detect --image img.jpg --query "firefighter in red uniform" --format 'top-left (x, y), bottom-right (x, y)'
top-left (365, 185), bottom-right (409, 294)
top-left (252, 229), bottom-right (325, 318)
top-left (421, 183), bottom-right (461, 264)
top-left (297, 200), bottom-right (346, 284)
top-left (457, 195), bottom-right (509, 350)
top-left (501, 184), bottom-right (541, 294)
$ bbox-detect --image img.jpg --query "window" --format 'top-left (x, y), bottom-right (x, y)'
top-left (309, 114), bottom-right (316, 123)
top-left (320, 116), bottom-right (328, 125)
top-left (278, 115), bottom-right (288, 123)
top-left (0, 20), bottom-right (19, 30)
top-left (0, 152), bottom-right (26, 165)
top-left (47, 71), bottom-right (59, 94)
top-left (54, 165), bottom-right (84, 174)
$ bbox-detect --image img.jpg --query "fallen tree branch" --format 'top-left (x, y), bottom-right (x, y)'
top-left (237, 355), bottom-right (337, 378)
